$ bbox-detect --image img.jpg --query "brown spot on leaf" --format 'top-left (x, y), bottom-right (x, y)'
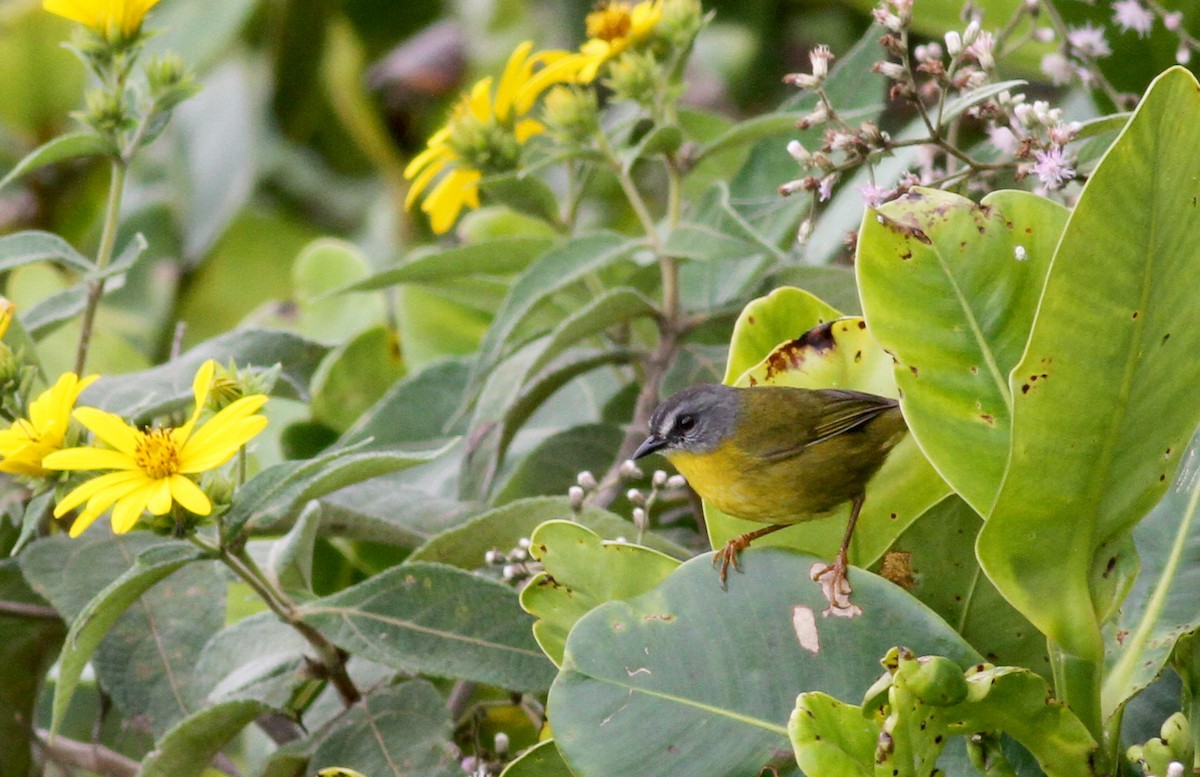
top-left (854, 350), bottom-right (863, 363)
top-left (1021, 384), bottom-right (1030, 394)
top-left (980, 414), bottom-right (995, 425)
top-left (1132, 311), bottom-right (1139, 319)
top-left (970, 366), bottom-right (978, 374)
top-left (909, 365), bottom-right (919, 377)
top-left (879, 551), bottom-right (915, 589)
top-left (644, 613), bottom-right (675, 622)
top-left (747, 315), bottom-right (756, 324)
top-left (876, 213), bottom-right (933, 244)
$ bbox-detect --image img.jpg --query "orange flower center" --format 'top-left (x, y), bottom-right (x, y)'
top-left (586, 3), bottom-right (633, 42)
top-left (135, 429), bottom-right (180, 479)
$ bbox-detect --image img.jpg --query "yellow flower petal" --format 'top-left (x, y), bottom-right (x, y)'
top-left (167, 475), bottom-right (211, 516)
top-left (494, 41), bottom-right (535, 123)
top-left (467, 77), bottom-right (494, 123)
top-left (422, 167), bottom-right (482, 234)
top-left (43, 447), bottom-right (137, 471)
top-left (405, 151), bottom-right (450, 210)
top-left (515, 118), bottom-right (545, 144)
top-left (73, 407), bottom-right (139, 454)
top-left (180, 414), bottom-right (268, 473)
top-left (515, 54), bottom-right (586, 114)
top-left (175, 359), bottom-right (215, 442)
top-left (111, 484), bottom-right (154, 532)
top-left (54, 470), bottom-right (144, 516)
top-left (146, 477), bottom-right (173, 515)
top-left (404, 139), bottom-right (452, 180)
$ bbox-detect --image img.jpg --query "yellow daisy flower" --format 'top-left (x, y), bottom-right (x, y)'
top-left (43, 0), bottom-right (161, 39)
top-left (578, 0), bottom-right (665, 83)
top-left (404, 41), bottom-right (584, 234)
top-left (0, 373), bottom-right (99, 478)
top-left (43, 360), bottom-right (268, 537)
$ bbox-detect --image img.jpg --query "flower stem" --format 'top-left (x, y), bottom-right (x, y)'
top-left (74, 158), bottom-right (127, 375)
top-left (188, 533), bottom-right (362, 706)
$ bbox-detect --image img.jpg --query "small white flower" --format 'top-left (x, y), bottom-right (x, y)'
top-left (787, 140), bottom-right (811, 164)
top-left (945, 30), bottom-right (963, 56)
top-left (818, 174), bottom-right (837, 202)
top-left (1111, 0), bottom-right (1154, 38)
top-left (1041, 52), bottom-right (1075, 85)
top-left (1163, 11), bottom-right (1183, 31)
top-left (963, 20), bottom-right (982, 47)
top-left (576, 470), bottom-right (597, 489)
top-left (875, 60), bottom-right (907, 80)
top-left (1178, 44), bottom-right (1192, 65)
top-left (568, 485), bottom-right (585, 507)
top-left (619, 459), bottom-right (643, 478)
top-left (627, 488), bottom-right (646, 505)
top-left (810, 44), bottom-right (834, 78)
top-left (1032, 147), bottom-right (1076, 189)
top-left (1034, 26), bottom-right (1056, 43)
top-left (987, 125), bottom-right (1019, 155)
top-left (1067, 22), bottom-right (1113, 57)
top-left (632, 507), bottom-right (648, 528)
top-left (666, 474), bottom-right (687, 489)
top-left (967, 31), bottom-right (995, 69)
top-left (652, 469), bottom-right (667, 487)
top-left (859, 183), bottom-right (889, 208)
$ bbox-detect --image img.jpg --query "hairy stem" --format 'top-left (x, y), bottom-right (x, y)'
top-left (74, 159), bottom-right (127, 375)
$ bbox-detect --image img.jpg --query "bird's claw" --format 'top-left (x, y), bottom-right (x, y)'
top-left (810, 555), bottom-right (862, 618)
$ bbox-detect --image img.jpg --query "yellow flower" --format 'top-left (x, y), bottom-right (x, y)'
top-left (404, 41), bottom-right (584, 234)
top-left (44, 360), bottom-right (268, 537)
top-left (0, 373), bottom-right (98, 478)
top-left (43, 0), bottom-right (161, 39)
top-left (0, 297), bottom-right (14, 340)
top-left (579, 1), bottom-right (664, 83)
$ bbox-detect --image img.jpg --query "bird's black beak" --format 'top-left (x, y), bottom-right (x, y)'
top-left (632, 434), bottom-right (667, 460)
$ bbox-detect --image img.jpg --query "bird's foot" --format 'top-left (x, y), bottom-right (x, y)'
top-left (712, 536), bottom-right (751, 588)
top-left (810, 555), bottom-right (862, 618)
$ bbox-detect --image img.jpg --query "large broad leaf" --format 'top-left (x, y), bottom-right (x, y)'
top-left (548, 548), bottom-right (978, 777)
top-left (978, 67), bottom-right (1200, 662)
top-left (136, 700), bottom-right (269, 777)
top-left (308, 680), bottom-right (460, 777)
top-left (1103, 429), bottom-right (1200, 719)
top-left (297, 562), bottom-right (555, 692)
top-left (857, 188), bottom-right (1069, 513)
top-left (0, 559), bottom-right (65, 777)
top-left (189, 611), bottom-right (310, 709)
top-left (44, 541), bottom-right (207, 736)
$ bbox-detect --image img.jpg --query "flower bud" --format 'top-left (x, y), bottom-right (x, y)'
top-left (632, 507), bottom-right (648, 529)
top-left (786, 139), bottom-right (811, 164)
top-left (605, 51), bottom-right (659, 107)
top-left (652, 469), bottom-right (667, 487)
top-left (619, 459), bottom-right (643, 479)
top-left (576, 470), bottom-right (597, 490)
top-left (494, 732), bottom-right (511, 756)
top-left (568, 485), bottom-right (585, 508)
top-left (656, 0), bottom-right (706, 49)
top-left (627, 488), bottom-right (646, 505)
top-left (944, 31), bottom-right (963, 56)
top-left (543, 85), bottom-right (599, 143)
top-left (962, 19), bottom-right (981, 48)
top-left (485, 549), bottom-right (503, 565)
top-left (666, 474), bottom-right (687, 489)
top-left (873, 61), bottom-right (907, 81)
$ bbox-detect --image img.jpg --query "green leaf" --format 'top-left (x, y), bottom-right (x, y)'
top-left (81, 328), bottom-right (329, 419)
top-left (0, 230), bottom-right (92, 272)
top-left (978, 67), bottom-right (1200, 661)
top-left (297, 562), bottom-right (555, 692)
top-left (408, 496), bottom-right (689, 569)
top-left (524, 287), bottom-right (656, 380)
top-left (493, 424), bottom-right (625, 505)
top-left (0, 132), bottom-right (112, 194)
top-left (549, 549), bottom-right (978, 777)
top-left (49, 542), bottom-right (206, 736)
top-left (136, 700), bottom-right (269, 777)
top-left (721, 286), bottom-right (841, 384)
top-left (293, 238), bottom-right (386, 340)
top-left (344, 237), bottom-right (555, 291)
top-left (663, 221), bottom-right (767, 263)
top-left (695, 113), bottom-right (805, 163)
top-left (622, 124), bottom-right (683, 172)
top-left (267, 500), bottom-right (322, 598)
top-left (857, 188), bottom-right (1069, 514)
top-left (0, 559), bottom-right (65, 777)
top-left (480, 172), bottom-right (563, 226)
top-left (309, 325), bottom-right (406, 433)
top-left (468, 231), bottom-right (644, 391)
top-left (788, 693), bottom-right (877, 777)
top-left (338, 358), bottom-right (469, 448)
top-left (499, 740), bottom-right (575, 777)
top-left (222, 439), bottom-right (455, 541)
top-left (189, 611), bottom-right (309, 708)
top-left (1103, 430), bottom-right (1200, 719)
top-left (940, 80), bottom-right (1028, 124)
top-left (521, 521), bottom-right (681, 666)
top-left (309, 680), bottom-right (460, 777)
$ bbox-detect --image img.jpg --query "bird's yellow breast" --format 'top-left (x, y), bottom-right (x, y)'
top-left (667, 439), bottom-right (838, 523)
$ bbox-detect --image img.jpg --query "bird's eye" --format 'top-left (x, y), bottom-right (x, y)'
top-left (676, 414), bottom-right (695, 432)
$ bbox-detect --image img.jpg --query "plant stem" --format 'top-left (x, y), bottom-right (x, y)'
top-left (187, 534), bottom-right (362, 706)
top-left (1049, 641), bottom-right (1108, 772)
top-left (74, 158), bottom-right (127, 375)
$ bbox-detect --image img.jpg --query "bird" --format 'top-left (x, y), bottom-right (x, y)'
top-left (633, 383), bottom-right (907, 606)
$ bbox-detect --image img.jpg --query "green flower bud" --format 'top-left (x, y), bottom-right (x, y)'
top-left (543, 85), bottom-right (599, 143)
top-left (605, 50), bottom-right (660, 107)
top-left (895, 654), bottom-right (969, 706)
top-left (655, 0), bottom-right (706, 50)
top-left (80, 87), bottom-right (133, 135)
top-left (207, 361), bottom-right (278, 412)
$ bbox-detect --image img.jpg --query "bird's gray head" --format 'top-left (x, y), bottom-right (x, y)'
top-left (633, 384), bottom-right (740, 459)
